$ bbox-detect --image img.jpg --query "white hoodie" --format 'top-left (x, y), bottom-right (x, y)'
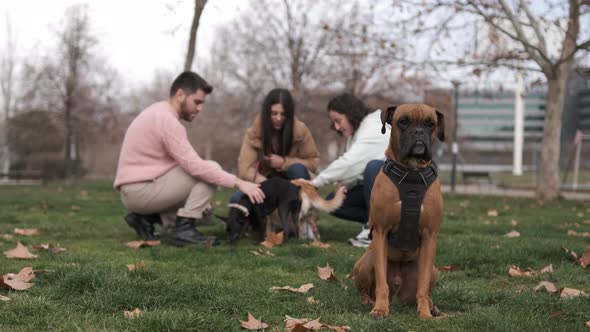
top-left (312, 110), bottom-right (390, 188)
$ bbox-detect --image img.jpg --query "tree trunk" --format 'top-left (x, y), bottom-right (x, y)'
top-left (184, 0), bottom-right (207, 71)
top-left (536, 68), bottom-right (570, 201)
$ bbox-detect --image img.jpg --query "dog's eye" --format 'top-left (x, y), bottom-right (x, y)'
top-left (425, 120), bottom-right (435, 129)
top-left (398, 117), bottom-right (409, 127)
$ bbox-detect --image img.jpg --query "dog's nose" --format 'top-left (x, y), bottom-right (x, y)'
top-left (412, 128), bottom-right (425, 135)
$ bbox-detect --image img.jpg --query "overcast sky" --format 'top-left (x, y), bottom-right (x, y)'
top-left (0, 0), bottom-right (245, 85)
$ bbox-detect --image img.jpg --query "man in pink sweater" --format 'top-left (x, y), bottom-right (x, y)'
top-left (114, 71), bottom-right (264, 246)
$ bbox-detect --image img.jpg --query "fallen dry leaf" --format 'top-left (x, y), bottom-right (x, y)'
top-left (13, 228), bottom-right (40, 236)
top-left (310, 241), bottom-right (331, 249)
top-left (508, 264), bottom-right (552, 277)
top-left (240, 312), bottom-right (269, 330)
top-left (510, 219), bottom-right (519, 226)
top-left (127, 260), bottom-right (147, 272)
top-left (0, 267), bottom-right (37, 290)
top-left (567, 230), bottom-right (590, 237)
top-left (534, 281), bottom-right (558, 293)
top-left (437, 265), bottom-right (460, 272)
top-left (284, 316), bottom-right (349, 332)
top-left (584, 219), bottom-right (590, 225)
top-left (559, 287), bottom-right (588, 299)
top-left (123, 308), bottom-right (142, 319)
top-left (562, 246), bottom-right (579, 260)
top-left (71, 205), bottom-right (80, 211)
top-left (487, 210), bottom-right (498, 217)
top-left (585, 320), bottom-right (590, 327)
top-left (32, 243), bottom-right (66, 254)
top-left (503, 205), bottom-right (511, 211)
top-left (318, 263), bottom-right (338, 281)
top-left (306, 296), bottom-right (320, 305)
top-left (504, 230), bottom-right (521, 238)
top-left (0, 234), bottom-right (14, 240)
top-left (125, 240), bottom-right (160, 249)
top-left (576, 212), bottom-right (584, 218)
top-left (580, 246), bottom-right (590, 268)
top-left (249, 250), bottom-right (263, 256)
top-left (0, 295), bottom-right (10, 301)
top-left (548, 310), bottom-right (566, 319)
top-left (261, 231), bottom-right (284, 249)
top-left (270, 283), bottom-right (314, 294)
top-left (459, 200), bottom-right (470, 208)
top-left (250, 248), bottom-right (275, 257)
top-left (3, 242), bottom-right (38, 259)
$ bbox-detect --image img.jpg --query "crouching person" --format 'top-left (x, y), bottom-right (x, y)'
top-left (114, 71), bottom-right (264, 246)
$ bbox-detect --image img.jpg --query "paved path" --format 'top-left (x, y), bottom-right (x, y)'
top-left (441, 184), bottom-right (590, 200)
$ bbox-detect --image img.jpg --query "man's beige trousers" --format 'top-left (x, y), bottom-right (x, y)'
top-left (119, 165), bottom-right (217, 226)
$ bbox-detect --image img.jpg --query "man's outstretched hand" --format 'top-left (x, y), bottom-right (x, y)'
top-left (235, 178), bottom-right (265, 204)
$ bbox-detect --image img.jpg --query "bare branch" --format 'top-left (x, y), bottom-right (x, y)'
top-left (519, 0), bottom-right (548, 55)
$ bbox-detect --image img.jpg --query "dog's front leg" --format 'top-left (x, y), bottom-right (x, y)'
top-left (416, 232), bottom-right (436, 319)
top-left (370, 227), bottom-right (390, 318)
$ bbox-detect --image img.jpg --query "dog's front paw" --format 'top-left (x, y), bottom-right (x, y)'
top-left (417, 300), bottom-right (433, 319)
top-left (369, 306), bottom-right (389, 318)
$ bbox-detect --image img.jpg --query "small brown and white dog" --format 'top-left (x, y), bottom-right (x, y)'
top-left (220, 177), bottom-right (345, 244)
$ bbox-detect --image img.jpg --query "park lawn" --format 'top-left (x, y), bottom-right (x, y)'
top-left (0, 181), bottom-right (589, 331)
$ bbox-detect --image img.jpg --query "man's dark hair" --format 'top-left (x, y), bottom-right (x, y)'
top-left (261, 88), bottom-right (295, 156)
top-left (327, 93), bottom-right (369, 132)
top-left (169, 71), bottom-right (213, 97)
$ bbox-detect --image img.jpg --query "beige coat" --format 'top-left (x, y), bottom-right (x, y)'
top-left (238, 114), bottom-right (320, 183)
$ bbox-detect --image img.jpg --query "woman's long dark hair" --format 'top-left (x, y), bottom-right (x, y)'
top-left (261, 88), bottom-right (295, 156)
top-left (327, 93), bottom-right (369, 134)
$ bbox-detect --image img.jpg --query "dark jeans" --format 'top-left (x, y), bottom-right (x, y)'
top-left (230, 163), bottom-right (310, 203)
top-left (326, 159), bottom-right (383, 224)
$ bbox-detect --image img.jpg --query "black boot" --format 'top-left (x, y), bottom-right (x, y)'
top-left (125, 213), bottom-right (161, 240)
top-left (169, 216), bottom-right (219, 247)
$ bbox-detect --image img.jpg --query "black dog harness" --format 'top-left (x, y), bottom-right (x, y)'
top-left (381, 159), bottom-right (438, 251)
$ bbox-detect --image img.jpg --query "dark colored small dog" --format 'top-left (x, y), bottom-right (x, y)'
top-left (219, 177), bottom-right (301, 244)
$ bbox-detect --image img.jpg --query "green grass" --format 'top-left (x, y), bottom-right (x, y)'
top-left (0, 181), bottom-right (589, 331)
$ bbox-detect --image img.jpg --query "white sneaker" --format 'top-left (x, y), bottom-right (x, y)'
top-left (354, 225), bottom-right (371, 241)
top-left (348, 238), bottom-right (370, 247)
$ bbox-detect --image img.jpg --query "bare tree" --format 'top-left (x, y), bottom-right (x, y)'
top-left (184, 0), bottom-right (208, 71)
top-left (379, 0), bottom-right (590, 201)
top-left (0, 15), bottom-right (17, 176)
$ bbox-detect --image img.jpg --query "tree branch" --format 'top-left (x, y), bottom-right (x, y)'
top-left (519, 0), bottom-right (547, 56)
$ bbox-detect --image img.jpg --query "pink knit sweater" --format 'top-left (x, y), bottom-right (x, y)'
top-left (114, 101), bottom-right (237, 189)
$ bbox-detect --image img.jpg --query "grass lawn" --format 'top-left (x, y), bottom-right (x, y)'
top-left (1, 181), bottom-right (589, 331)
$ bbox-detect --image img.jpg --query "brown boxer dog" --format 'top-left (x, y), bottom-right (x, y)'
top-left (352, 103), bottom-right (445, 319)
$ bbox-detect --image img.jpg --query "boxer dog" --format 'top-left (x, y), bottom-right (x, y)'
top-left (352, 104), bottom-right (445, 319)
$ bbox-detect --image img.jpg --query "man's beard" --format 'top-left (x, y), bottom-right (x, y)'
top-left (179, 100), bottom-right (193, 122)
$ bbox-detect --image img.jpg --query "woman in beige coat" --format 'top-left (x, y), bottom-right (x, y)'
top-left (230, 88), bottom-right (320, 203)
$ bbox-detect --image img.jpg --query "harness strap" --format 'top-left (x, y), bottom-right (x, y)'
top-left (381, 159), bottom-right (438, 251)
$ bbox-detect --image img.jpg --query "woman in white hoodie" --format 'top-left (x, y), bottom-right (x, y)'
top-left (310, 93), bottom-right (390, 247)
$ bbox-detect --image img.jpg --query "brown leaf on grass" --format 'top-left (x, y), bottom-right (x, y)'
top-left (249, 248), bottom-right (275, 257)
top-left (562, 246), bottom-right (579, 260)
top-left (270, 283), bottom-right (314, 294)
top-left (125, 240), bottom-right (160, 249)
top-left (487, 210), bottom-right (498, 217)
top-left (0, 267), bottom-right (37, 290)
top-left (240, 312), bottom-right (269, 330)
top-left (3, 242), bottom-right (38, 259)
top-left (310, 241), bottom-right (331, 249)
top-left (79, 190), bottom-right (89, 199)
top-left (71, 205), bottom-right (80, 211)
top-left (1, 234), bottom-right (14, 240)
top-left (13, 228), bottom-right (40, 236)
top-left (584, 219), bottom-right (590, 225)
top-left (284, 316), bottom-right (350, 332)
top-left (249, 250), bottom-right (263, 256)
top-left (261, 231), bottom-right (284, 249)
top-left (437, 265), bottom-right (460, 272)
top-left (0, 295), bottom-right (10, 301)
top-left (504, 230), bottom-right (520, 238)
top-left (567, 230), bottom-right (590, 237)
top-left (548, 310), bottom-right (566, 319)
top-left (318, 264), bottom-right (338, 281)
top-left (127, 260), bottom-right (147, 272)
top-left (123, 308), bottom-right (142, 319)
top-left (459, 200), bottom-right (470, 208)
top-left (534, 281), bottom-right (558, 293)
top-left (510, 219), bottom-right (519, 226)
top-left (559, 287), bottom-right (588, 299)
top-left (508, 264), bottom-right (553, 277)
top-left (585, 320), bottom-right (590, 327)
top-left (576, 212), bottom-right (584, 218)
top-left (306, 296), bottom-right (320, 305)
top-left (32, 243), bottom-right (66, 254)
top-left (580, 246), bottom-right (590, 268)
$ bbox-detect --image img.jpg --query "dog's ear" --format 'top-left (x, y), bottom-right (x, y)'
top-left (435, 108), bottom-right (445, 142)
top-left (381, 104), bottom-right (396, 134)
top-left (215, 214), bottom-right (228, 222)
